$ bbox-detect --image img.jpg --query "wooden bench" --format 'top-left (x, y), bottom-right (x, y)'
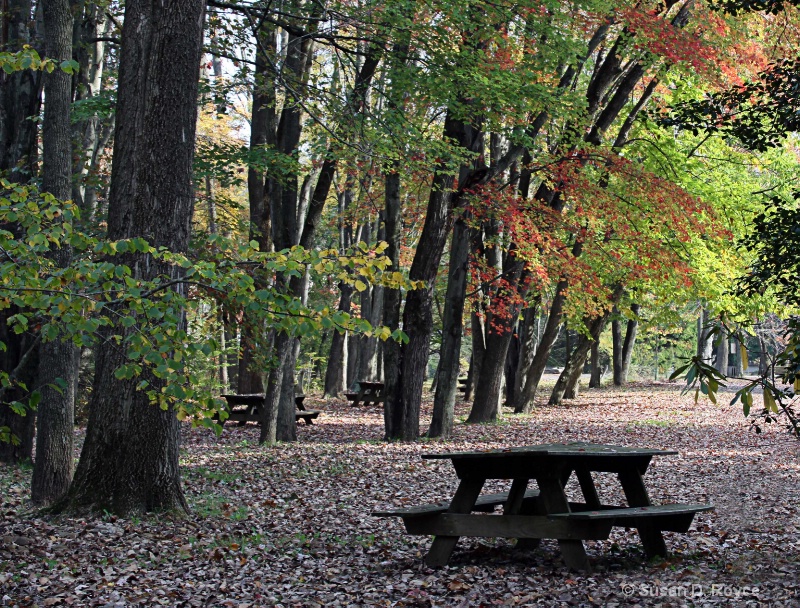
top-left (218, 393), bottom-right (320, 426)
top-left (345, 381), bottom-right (385, 407)
top-left (548, 503), bottom-right (714, 533)
top-left (373, 489), bottom-right (541, 518)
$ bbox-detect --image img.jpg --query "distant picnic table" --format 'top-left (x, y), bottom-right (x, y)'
top-left (345, 381), bottom-right (385, 407)
top-left (374, 442), bottom-right (712, 571)
top-left (218, 393), bottom-right (320, 426)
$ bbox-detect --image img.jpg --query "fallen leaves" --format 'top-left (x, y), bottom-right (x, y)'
top-left (1, 380), bottom-right (799, 606)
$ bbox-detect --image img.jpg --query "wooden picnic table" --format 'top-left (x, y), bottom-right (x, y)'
top-left (219, 393), bottom-right (320, 426)
top-left (345, 381), bottom-right (385, 407)
top-left (373, 442), bottom-right (713, 571)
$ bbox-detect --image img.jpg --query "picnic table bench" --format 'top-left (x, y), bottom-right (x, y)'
top-left (373, 442), bottom-right (713, 571)
top-left (345, 381), bottom-right (385, 407)
top-left (218, 393), bottom-right (320, 426)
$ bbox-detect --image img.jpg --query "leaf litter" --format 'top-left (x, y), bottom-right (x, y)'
top-left (1, 380), bottom-right (799, 607)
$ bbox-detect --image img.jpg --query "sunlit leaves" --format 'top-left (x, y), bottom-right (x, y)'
top-left (0, 183), bottom-right (415, 436)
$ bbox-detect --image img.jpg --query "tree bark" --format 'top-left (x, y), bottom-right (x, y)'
top-left (715, 325), bottom-right (729, 375)
top-left (428, 217), bottom-right (470, 438)
top-left (31, 0), bottom-right (77, 506)
top-left (589, 341), bottom-right (601, 388)
top-left (620, 303), bottom-right (640, 383)
top-left (513, 279), bottom-right (569, 413)
top-left (550, 287), bottom-right (623, 405)
top-left (0, 0), bottom-right (43, 464)
top-left (697, 307), bottom-right (713, 362)
top-left (59, 0), bottom-right (205, 515)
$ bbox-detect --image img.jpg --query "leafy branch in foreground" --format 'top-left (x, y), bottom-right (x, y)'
top-left (670, 320), bottom-right (800, 438)
top-left (0, 180), bottom-right (414, 440)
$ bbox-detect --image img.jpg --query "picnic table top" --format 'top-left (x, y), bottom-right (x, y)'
top-left (357, 381), bottom-right (384, 389)
top-left (422, 442), bottom-right (677, 460)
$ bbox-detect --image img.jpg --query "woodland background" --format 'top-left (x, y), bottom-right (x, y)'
top-left (0, 0), bottom-right (800, 526)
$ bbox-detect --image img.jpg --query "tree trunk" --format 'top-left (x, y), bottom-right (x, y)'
top-left (513, 279), bottom-right (569, 413)
top-left (31, 0), bottom-right (77, 506)
top-left (619, 303), bottom-right (640, 383)
top-left (467, 252), bottom-right (526, 423)
top-left (324, 284), bottom-right (353, 396)
top-left (511, 306), bottom-right (540, 407)
top-left (384, 107), bottom-right (484, 441)
top-left (697, 307), bottom-right (713, 363)
top-left (550, 289), bottom-right (622, 405)
top-left (715, 325), bottom-right (729, 375)
top-left (589, 341), bottom-right (601, 388)
top-left (612, 310), bottom-right (623, 386)
top-left (238, 23), bottom-right (277, 395)
top-left (382, 168), bottom-right (403, 436)
top-left (0, 0), bottom-right (43, 464)
top-left (428, 218), bottom-right (470, 438)
top-left (70, 2), bottom-right (110, 217)
top-left (59, 0), bottom-right (205, 515)
top-left (466, 311), bottom-right (486, 402)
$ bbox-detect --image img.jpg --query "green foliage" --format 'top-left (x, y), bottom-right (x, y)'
top-left (0, 180), bottom-right (414, 439)
top-left (0, 45), bottom-right (79, 75)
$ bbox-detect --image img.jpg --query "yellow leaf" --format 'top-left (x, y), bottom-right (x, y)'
top-left (176, 409), bottom-right (188, 421)
top-left (740, 345), bottom-right (748, 370)
top-left (354, 280), bottom-right (367, 292)
top-left (764, 390), bottom-right (779, 414)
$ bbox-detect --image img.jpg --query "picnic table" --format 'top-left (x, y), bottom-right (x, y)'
top-left (219, 393), bottom-right (320, 426)
top-left (373, 442), bottom-right (712, 570)
top-left (345, 381), bottom-right (385, 407)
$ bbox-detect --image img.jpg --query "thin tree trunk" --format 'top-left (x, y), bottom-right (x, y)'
top-left (589, 341), bottom-right (601, 388)
top-left (514, 279), bottom-right (570, 413)
top-left (715, 325), bottom-right (729, 375)
top-left (612, 309), bottom-right (623, 386)
top-left (551, 288), bottom-right (622, 405)
top-left (619, 303), bottom-right (640, 383)
top-left (429, 218), bottom-right (470, 438)
top-left (31, 0), bottom-right (76, 505)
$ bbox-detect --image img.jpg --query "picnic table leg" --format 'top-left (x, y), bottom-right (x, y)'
top-left (425, 478), bottom-right (485, 567)
top-left (575, 467), bottom-right (602, 509)
top-left (536, 474), bottom-right (591, 571)
top-left (504, 478), bottom-right (542, 552)
top-left (618, 468), bottom-right (668, 559)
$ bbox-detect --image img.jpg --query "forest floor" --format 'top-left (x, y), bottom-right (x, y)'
top-left (1, 379), bottom-right (799, 607)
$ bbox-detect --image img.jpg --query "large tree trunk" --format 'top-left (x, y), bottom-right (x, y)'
top-left (59, 0), bottom-right (204, 515)
top-left (0, 0), bottom-right (43, 464)
top-left (382, 168), bottom-right (403, 437)
top-left (31, 0), bottom-right (77, 505)
top-left (428, 218), bottom-right (470, 438)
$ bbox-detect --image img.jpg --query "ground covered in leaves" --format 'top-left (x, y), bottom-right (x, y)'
top-left (1, 380), bottom-right (799, 607)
